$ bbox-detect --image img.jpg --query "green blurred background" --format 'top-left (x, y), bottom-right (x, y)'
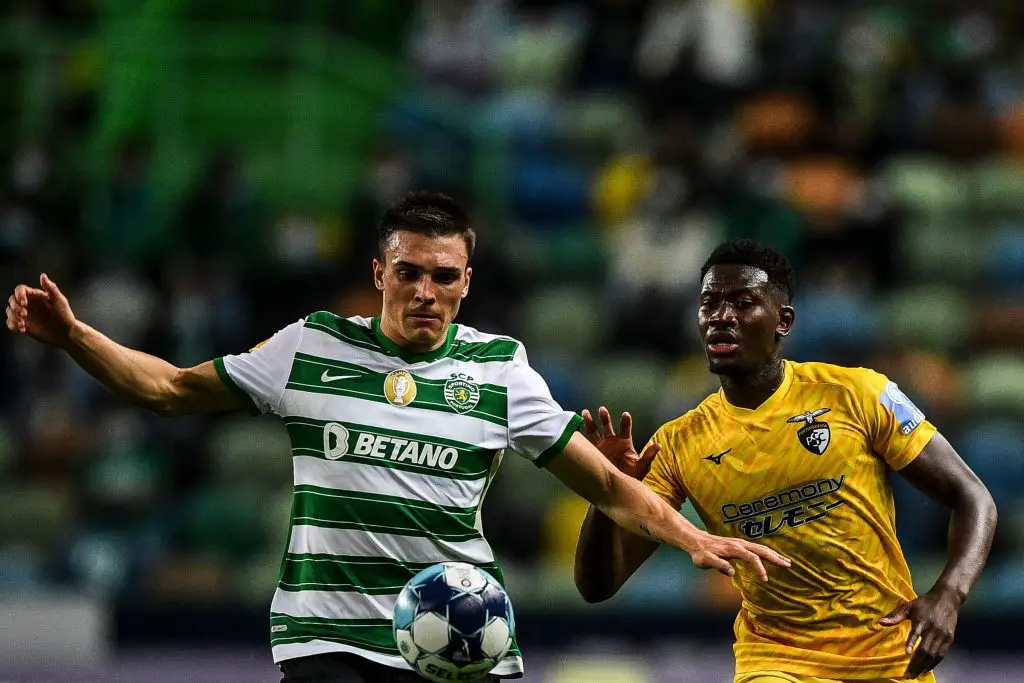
top-left (1, 0), bottom-right (1023, 681)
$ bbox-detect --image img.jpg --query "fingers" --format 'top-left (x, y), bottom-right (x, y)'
top-left (733, 547), bottom-right (768, 582)
top-left (905, 640), bottom-right (943, 679)
top-left (598, 406), bottom-right (615, 437)
top-left (743, 541), bottom-right (792, 569)
top-left (581, 409), bottom-right (599, 442)
top-left (620, 412), bottom-right (632, 440)
top-left (905, 620), bottom-right (925, 655)
top-left (639, 441), bottom-right (662, 467)
top-left (40, 273), bottom-right (67, 306)
top-left (880, 602), bottom-right (912, 626)
top-left (697, 553), bottom-right (735, 577)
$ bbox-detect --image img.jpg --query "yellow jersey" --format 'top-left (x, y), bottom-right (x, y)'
top-left (643, 360), bottom-right (938, 680)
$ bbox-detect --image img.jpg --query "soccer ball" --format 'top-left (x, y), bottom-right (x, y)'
top-left (393, 562), bottom-right (515, 682)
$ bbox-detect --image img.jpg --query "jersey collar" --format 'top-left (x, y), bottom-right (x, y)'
top-left (717, 360), bottom-right (794, 424)
top-left (372, 316), bottom-right (458, 364)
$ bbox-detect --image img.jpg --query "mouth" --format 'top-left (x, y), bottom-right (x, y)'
top-left (408, 312), bottom-right (441, 324)
top-left (706, 332), bottom-right (739, 355)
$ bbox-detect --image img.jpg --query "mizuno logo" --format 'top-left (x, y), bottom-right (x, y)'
top-left (704, 449), bottom-right (731, 465)
top-left (321, 370), bottom-right (361, 383)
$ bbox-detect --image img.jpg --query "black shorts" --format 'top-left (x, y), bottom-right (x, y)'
top-left (279, 653), bottom-right (502, 682)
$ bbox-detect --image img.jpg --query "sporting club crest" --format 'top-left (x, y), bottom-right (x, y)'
top-left (443, 373), bottom-right (480, 414)
top-left (384, 370), bottom-right (417, 407)
top-left (787, 408), bottom-right (832, 455)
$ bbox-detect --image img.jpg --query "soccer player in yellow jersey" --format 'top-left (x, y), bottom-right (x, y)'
top-left (575, 240), bottom-right (998, 682)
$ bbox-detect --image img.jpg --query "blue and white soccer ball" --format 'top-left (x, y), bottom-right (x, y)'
top-left (393, 562), bottom-right (515, 682)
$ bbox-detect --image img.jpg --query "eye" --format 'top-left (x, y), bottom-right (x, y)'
top-left (435, 273), bottom-right (458, 285)
top-left (736, 299), bottom-right (754, 309)
top-left (397, 270), bottom-right (417, 281)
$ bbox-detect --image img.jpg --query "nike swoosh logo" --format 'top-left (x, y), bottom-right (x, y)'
top-left (321, 370), bottom-right (362, 383)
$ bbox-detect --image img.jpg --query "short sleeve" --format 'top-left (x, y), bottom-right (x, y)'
top-left (642, 429), bottom-right (687, 510)
top-left (506, 345), bottom-right (583, 468)
top-left (857, 369), bottom-right (937, 471)
top-left (214, 320), bottom-right (303, 416)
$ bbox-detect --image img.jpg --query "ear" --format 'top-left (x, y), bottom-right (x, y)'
top-left (461, 267), bottom-right (472, 299)
top-left (778, 304), bottom-right (795, 337)
top-left (372, 259), bottom-right (385, 291)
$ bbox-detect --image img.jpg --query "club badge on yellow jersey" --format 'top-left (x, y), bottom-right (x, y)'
top-left (786, 407), bottom-right (832, 454)
top-left (384, 370), bottom-right (417, 407)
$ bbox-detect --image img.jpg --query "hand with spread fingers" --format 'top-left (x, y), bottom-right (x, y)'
top-left (880, 588), bottom-right (961, 679)
top-left (581, 406), bottom-right (661, 481)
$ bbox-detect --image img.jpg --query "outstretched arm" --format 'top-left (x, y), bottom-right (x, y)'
top-left (548, 412), bottom-right (789, 602)
top-left (881, 432), bottom-right (997, 678)
top-left (6, 274), bottom-right (240, 415)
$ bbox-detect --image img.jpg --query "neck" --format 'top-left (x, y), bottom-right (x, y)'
top-left (719, 357), bottom-right (786, 410)
top-left (377, 313), bottom-right (446, 353)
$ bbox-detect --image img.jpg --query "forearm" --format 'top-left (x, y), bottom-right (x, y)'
top-left (931, 487), bottom-right (997, 603)
top-left (64, 321), bottom-right (182, 413)
top-left (594, 470), bottom-right (702, 555)
top-left (575, 506), bottom-right (628, 602)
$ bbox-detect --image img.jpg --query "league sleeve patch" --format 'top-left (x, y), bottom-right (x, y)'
top-left (249, 338), bottom-right (270, 353)
top-left (879, 381), bottom-right (925, 435)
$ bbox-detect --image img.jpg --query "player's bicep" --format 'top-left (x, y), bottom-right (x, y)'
top-left (897, 432), bottom-right (987, 508)
top-left (170, 360), bottom-right (245, 414)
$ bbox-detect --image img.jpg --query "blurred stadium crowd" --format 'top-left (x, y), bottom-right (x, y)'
top-left (2, 0), bottom-right (1024, 620)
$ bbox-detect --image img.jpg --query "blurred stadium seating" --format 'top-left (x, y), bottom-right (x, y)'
top-left (1, 1), bottom-right (1023, 681)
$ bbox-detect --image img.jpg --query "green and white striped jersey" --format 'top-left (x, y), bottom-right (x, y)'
top-left (214, 312), bottom-right (582, 677)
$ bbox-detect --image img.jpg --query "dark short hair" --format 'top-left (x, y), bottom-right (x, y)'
top-left (379, 191), bottom-right (476, 261)
top-left (700, 239), bottom-right (794, 301)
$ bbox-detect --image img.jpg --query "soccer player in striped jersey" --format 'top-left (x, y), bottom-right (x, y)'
top-left (574, 240), bottom-right (998, 683)
top-left (6, 193), bottom-right (788, 683)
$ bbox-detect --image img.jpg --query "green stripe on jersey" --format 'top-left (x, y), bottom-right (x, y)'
top-left (303, 312), bottom-right (380, 354)
top-left (292, 485), bottom-right (481, 542)
top-left (278, 554), bottom-right (503, 594)
top-left (449, 338), bottom-right (520, 363)
top-left (287, 354), bottom-right (508, 426)
top-left (284, 417), bottom-right (498, 480)
top-left (270, 614), bottom-right (397, 654)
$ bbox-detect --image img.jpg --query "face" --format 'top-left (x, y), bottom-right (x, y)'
top-left (697, 264), bottom-right (795, 375)
top-left (373, 230), bottom-right (472, 351)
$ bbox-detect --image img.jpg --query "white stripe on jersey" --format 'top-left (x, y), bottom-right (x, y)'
top-left (286, 524), bottom-right (495, 564)
top-left (292, 456), bottom-right (486, 510)
top-left (271, 588), bottom-right (397, 621)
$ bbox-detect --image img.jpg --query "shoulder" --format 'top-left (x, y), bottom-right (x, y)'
top-left (451, 324), bottom-right (523, 363)
top-left (788, 360), bottom-right (887, 395)
top-left (302, 311), bottom-right (372, 332)
top-left (787, 360), bottom-right (893, 420)
top-left (299, 312), bottom-right (375, 345)
top-left (655, 395), bottom-right (724, 452)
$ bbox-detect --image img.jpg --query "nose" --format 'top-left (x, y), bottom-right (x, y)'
top-left (708, 302), bottom-right (737, 327)
top-left (414, 275), bottom-right (436, 303)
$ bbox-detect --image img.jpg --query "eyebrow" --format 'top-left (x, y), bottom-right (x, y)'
top-left (700, 287), bottom-right (761, 298)
top-left (394, 261), bottom-right (462, 274)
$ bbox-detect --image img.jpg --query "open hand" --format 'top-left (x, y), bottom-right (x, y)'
top-left (581, 406), bottom-right (661, 481)
top-left (5, 274), bottom-right (77, 346)
top-left (880, 588), bottom-right (961, 678)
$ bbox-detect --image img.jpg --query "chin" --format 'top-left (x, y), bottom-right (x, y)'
top-left (406, 327), bottom-right (440, 346)
top-left (707, 358), bottom-right (743, 375)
